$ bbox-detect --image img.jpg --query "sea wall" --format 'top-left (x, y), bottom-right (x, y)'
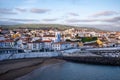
top-left (0, 52), bottom-right (59, 61)
top-left (0, 49), bottom-right (80, 61)
top-left (59, 56), bottom-right (120, 66)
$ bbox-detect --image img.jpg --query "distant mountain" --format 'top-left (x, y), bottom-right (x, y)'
top-left (0, 22), bottom-right (119, 31)
top-left (1, 23), bottom-right (117, 32)
top-left (0, 21), bottom-right (20, 25)
top-left (0, 24), bottom-right (105, 31)
top-left (73, 24), bottom-right (120, 31)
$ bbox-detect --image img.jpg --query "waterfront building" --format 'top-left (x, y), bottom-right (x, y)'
top-left (43, 40), bottom-right (52, 51)
top-left (0, 39), bottom-right (14, 48)
top-left (0, 35), bottom-right (5, 40)
top-left (0, 48), bottom-right (18, 54)
top-left (27, 40), bottom-right (44, 52)
top-left (52, 42), bottom-right (71, 51)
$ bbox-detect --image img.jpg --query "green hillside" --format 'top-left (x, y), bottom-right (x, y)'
top-left (0, 24), bottom-right (105, 31)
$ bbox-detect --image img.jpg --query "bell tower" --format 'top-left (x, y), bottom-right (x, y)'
top-left (55, 32), bottom-right (61, 42)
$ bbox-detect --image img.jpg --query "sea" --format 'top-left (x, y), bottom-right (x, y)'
top-left (16, 61), bottom-right (120, 80)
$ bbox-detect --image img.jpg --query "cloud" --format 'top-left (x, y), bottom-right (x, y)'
top-left (0, 18), bottom-right (39, 22)
top-left (102, 16), bottom-right (120, 22)
top-left (66, 16), bottom-right (120, 23)
top-left (66, 19), bottom-right (98, 23)
top-left (9, 18), bottom-right (39, 22)
top-left (30, 8), bottom-right (50, 14)
top-left (0, 20), bottom-right (20, 25)
top-left (75, 24), bottom-right (120, 31)
top-left (15, 8), bottom-right (27, 12)
top-left (0, 8), bottom-right (18, 15)
top-left (92, 11), bottom-right (119, 17)
top-left (42, 18), bottom-right (58, 21)
top-left (68, 12), bottom-right (79, 16)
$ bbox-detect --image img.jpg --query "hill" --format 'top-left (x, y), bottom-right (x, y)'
top-left (0, 24), bottom-right (105, 32)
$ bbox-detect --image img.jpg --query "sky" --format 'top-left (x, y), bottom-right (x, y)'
top-left (0, 0), bottom-right (120, 30)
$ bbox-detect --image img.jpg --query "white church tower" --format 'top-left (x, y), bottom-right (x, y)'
top-left (55, 32), bottom-right (61, 42)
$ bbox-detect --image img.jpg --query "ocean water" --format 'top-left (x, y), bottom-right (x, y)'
top-left (17, 62), bottom-right (120, 80)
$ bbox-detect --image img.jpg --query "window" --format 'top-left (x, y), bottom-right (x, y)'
top-left (5, 42), bottom-right (10, 47)
top-left (33, 43), bottom-right (36, 49)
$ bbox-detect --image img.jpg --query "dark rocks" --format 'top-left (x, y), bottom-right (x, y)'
top-left (58, 56), bottom-right (120, 66)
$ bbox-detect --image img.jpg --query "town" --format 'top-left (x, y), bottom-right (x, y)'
top-left (0, 0), bottom-right (120, 80)
top-left (0, 26), bottom-right (120, 60)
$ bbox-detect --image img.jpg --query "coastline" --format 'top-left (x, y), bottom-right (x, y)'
top-left (0, 56), bottom-right (120, 80)
top-left (59, 56), bottom-right (120, 66)
top-left (0, 58), bottom-right (65, 80)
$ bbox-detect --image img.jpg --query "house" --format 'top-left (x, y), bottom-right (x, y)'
top-left (42, 32), bottom-right (62, 42)
top-left (31, 36), bottom-right (42, 42)
top-left (27, 40), bottom-right (44, 52)
top-left (14, 39), bottom-right (23, 49)
top-left (42, 40), bottom-right (52, 51)
top-left (0, 48), bottom-right (18, 54)
top-left (42, 35), bottom-right (56, 41)
top-left (0, 35), bottom-right (5, 40)
top-left (0, 39), bottom-right (14, 48)
top-left (70, 42), bottom-right (78, 48)
top-left (52, 42), bottom-right (71, 51)
top-left (0, 39), bottom-right (24, 53)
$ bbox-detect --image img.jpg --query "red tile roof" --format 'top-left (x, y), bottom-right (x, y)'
top-left (54, 42), bottom-right (70, 44)
top-left (43, 35), bottom-right (55, 37)
top-left (42, 40), bottom-right (52, 42)
top-left (0, 39), bottom-right (14, 42)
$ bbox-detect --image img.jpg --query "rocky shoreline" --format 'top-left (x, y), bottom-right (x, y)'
top-left (59, 56), bottom-right (120, 66)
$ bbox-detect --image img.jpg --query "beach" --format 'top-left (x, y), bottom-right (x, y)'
top-left (1, 56), bottom-right (120, 80)
top-left (0, 58), bottom-right (65, 80)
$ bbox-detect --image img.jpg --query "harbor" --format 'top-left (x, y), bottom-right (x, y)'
top-left (16, 61), bottom-right (120, 80)
top-left (0, 58), bottom-right (120, 80)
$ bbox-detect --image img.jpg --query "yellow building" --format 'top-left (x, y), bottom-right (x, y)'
top-left (96, 39), bottom-right (103, 47)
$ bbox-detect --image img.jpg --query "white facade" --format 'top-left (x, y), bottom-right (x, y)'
top-left (0, 39), bottom-right (14, 48)
top-left (27, 42), bottom-right (44, 51)
top-left (43, 40), bottom-right (52, 51)
top-left (42, 35), bottom-right (56, 41)
top-left (0, 36), bottom-right (5, 40)
top-left (15, 39), bottom-right (23, 49)
top-left (31, 37), bottom-right (41, 42)
top-left (0, 48), bottom-right (18, 54)
top-left (52, 42), bottom-right (71, 51)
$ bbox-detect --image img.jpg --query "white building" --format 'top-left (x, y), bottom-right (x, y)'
top-left (27, 40), bottom-right (44, 52)
top-left (0, 48), bottom-right (18, 54)
top-left (52, 42), bottom-right (71, 51)
top-left (0, 39), bottom-right (14, 48)
top-left (42, 35), bottom-right (56, 41)
top-left (43, 40), bottom-right (52, 51)
top-left (0, 35), bottom-right (5, 40)
top-left (31, 36), bottom-right (42, 42)
top-left (15, 39), bottom-right (23, 49)
top-left (42, 32), bottom-right (62, 42)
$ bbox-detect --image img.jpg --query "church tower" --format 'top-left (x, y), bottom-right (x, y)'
top-left (55, 32), bottom-right (61, 42)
